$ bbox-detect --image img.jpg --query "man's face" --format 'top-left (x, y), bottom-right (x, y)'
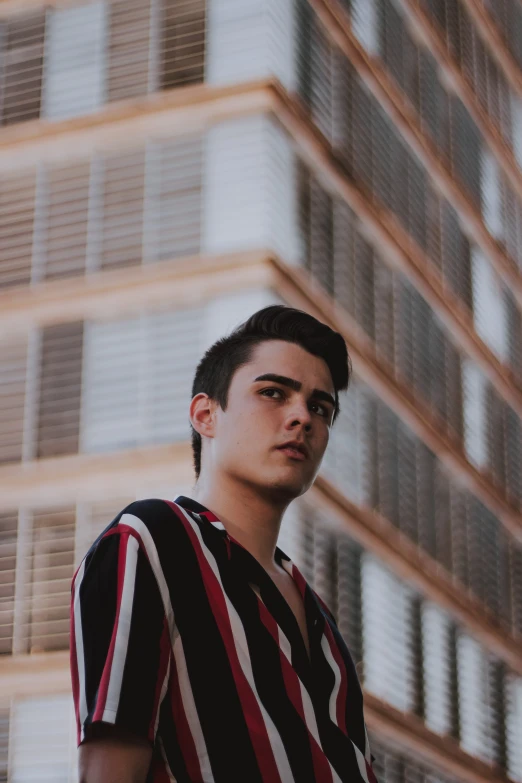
top-left (196, 340), bottom-right (336, 500)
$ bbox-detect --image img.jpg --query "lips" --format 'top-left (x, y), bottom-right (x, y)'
top-left (277, 441), bottom-right (308, 459)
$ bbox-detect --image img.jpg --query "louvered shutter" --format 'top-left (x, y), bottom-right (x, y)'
top-left (449, 482), bottom-right (469, 588)
top-left (0, 512), bottom-right (17, 656)
top-left (433, 462), bottom-right (453, 572)
top-left (461, 359), bottom-right (488, 470)
top-left (321, 378), bottom-right (364, 505)
top-left (0, 170), bottom-right (35, 288)
top-left (481, 151), bottom-right (504, 240)
top-left (303, 10), bottom-right (335, 143)
top-left (307, 176), bottom-right (334, 297)
top-left (505, 674), bottom-right (522, 781)
top-left (202, 116), bottom-right (299, 262)
top-left (456, 633), bottom-right (494, 762)
top-left (374, 400), bottom-right (400, 527)
top-left (107, 0), bottom-right (152, 102)
top-left (208, 0), bottom-right (296, 89)
top-left (467, 497), bottom-right (502, 617)
top-left (0, 11), bottom-right (45, 126)
top-left (372, 257), bottom-right (395, 367)
top-left (82, 304), bottom-right (206, 452)
top-left (506, 288), bottom-right (522, 388)
top-left (448, 100), bottom-right (482, 209)
top-left (0, 337), bottom-right (27, 465)
top-left (144, 135), bottom-right (203, 262)
top-left (143, 306), bottom-right (204, 444)
top-left (9, 694), bottom-right (77, 783)
top-left (512, 96), bottom-right (522, 170)
top-left (336, 534), bottom-right (363, 670)
top-left (98, 148), bottom-right (145, 270)
top-left (416, 442), bottom-right (437, 558)
top-left (353, 233), bottom-right (376, 341)
top-left (444, 339), bottom-right (464, 441)
top-left (350, 0), bottom-right (380, 55)
top-left (509, 539), bottom-right (522, 639)
top-left (471, 248), bottom-right (509, 362)
top-left (505, 407), bottom-right (522, 508)
top-left (361, 555), bottom-right (415, 712)
top-left (81, 315), bottom-right (142, 453)
top-left (419, 48), bottom-right (448, 148)
top-left (160, 0), bottom-right (205, 89)
top-left (395, 280), bottom-right (416, 393)
top-left (14, 507), bottom-right (76, 654)
top-left (36, 323), bottom-right (83, 460)
top-left (397, 422), bottom-right (419, 543)
top-left (42, 3), bottom-right (106, 121)
top-left (440, 201), bottom-right (473, 310)
top-left (39, 162), bottom-right (90, 281)
top-left (0, 708), bottom-right (7, 783)
top-left (421, 602), bottom-right (452, 735)
top-left (485, 385), bottom-right (506, 489)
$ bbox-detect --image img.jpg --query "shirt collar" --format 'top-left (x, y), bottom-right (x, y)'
top-left (173, 494), bottom-right (289, 570)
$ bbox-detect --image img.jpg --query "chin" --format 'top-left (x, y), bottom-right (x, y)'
top-left (266, 473), bottom-right (312, 500)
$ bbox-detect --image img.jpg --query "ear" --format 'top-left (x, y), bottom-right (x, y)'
top-left (189, 393), bottom-right (217, 440)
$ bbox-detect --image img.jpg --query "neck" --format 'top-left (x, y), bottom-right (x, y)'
top-left (192, 472), bottom-right (290, 573)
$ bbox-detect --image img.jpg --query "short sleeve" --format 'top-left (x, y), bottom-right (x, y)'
top-left (70, 529), bottom-right (171, 748)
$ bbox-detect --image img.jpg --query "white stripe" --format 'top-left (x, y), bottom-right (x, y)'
top-left (173, 631), bottom-right (214, 782)
top-left (352, 740), bottom-right (371, 783)
top-left (175, 503), bottom-right (295, 783)
top-left (278, 621), bottom-right (341, 783)
top-left (320, 634), bottom-right (367, 781)
top-left (279, 564), bottom-right (342, 781)
top-left (275, 624), bottom-right (323, 754)
top-left (72, 558), bottom-right (88, 743)
top-left (119, 514), bottom-right (175, 638)
top-left (103, 535), bottom-right (140, 719)
top-left (320, 633), bottom-right (342, 727)
top-left (119, 513), bottom-right (212, 779)
top-left (154, 656), bottom-right (172, 740)
top-left (364, 723), bottom-right (372, 764)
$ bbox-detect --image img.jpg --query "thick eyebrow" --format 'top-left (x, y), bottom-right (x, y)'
top-left (253, 373), bottom-right (336, 409)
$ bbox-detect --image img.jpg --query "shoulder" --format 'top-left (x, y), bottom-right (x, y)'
top-left (76, 499), bottom-right (192, 578)
top-left (108, 498), bottom-right (197, 552)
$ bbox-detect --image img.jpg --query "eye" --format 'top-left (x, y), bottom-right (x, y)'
top-left (260, 387), bottom-right (285, 399)
top-left (311, 401), bottom-right (329, 418)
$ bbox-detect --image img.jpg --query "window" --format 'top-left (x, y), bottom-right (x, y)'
top-left (42, 3), bottom-right (106, 120)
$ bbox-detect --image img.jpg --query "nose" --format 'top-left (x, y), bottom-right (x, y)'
top-left (285, 399), bottom-right (313, 431)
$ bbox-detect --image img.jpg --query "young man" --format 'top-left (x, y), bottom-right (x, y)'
top-left (71, 304), bottom-right (378, 783)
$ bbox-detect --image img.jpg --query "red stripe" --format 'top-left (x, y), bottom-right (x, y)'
top-left (70, 572), bottom-right (82, 745)
top-left (294, 559), bottom-right (350, 739)
top-left (366, 759), bottom-right (378, 783)
top-left (164, 501), bottom-right (283, 783)
top-left (169, 647), bottom-right (204, 782)
top-left (256, 601), bottom-right (334, 783)
top-left (92, 532), bottom-right (129, 722)
top-left (148, 615), bottom-right (172, 743)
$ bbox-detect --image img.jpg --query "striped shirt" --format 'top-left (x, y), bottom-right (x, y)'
top-left (70, 495), bottom-right (378, 782)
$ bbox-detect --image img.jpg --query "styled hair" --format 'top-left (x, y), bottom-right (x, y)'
top-left (189, 304), bottom-right (352, 479)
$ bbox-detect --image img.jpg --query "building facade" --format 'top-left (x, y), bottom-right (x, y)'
top-left (0, 0), bottom-right (522, 780)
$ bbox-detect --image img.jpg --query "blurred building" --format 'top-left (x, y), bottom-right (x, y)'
top-left (0, 0), bottom-right (522, 780)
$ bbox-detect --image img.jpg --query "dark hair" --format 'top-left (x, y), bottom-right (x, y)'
top-left (190, 304), bottom-right (352, 479)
